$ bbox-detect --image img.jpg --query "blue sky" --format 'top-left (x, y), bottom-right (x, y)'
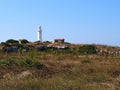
top-left (0, 0), bottom-right (120, 46)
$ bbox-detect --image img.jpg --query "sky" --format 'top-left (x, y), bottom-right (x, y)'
top-left (0, 0), bottom-right (120, 46)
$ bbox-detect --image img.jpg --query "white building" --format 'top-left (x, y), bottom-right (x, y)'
top-left (37, 26), bottom-right (42, 42)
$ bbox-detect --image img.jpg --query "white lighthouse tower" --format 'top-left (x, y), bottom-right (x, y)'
top-left (37, 26), bottom-right (42, 42)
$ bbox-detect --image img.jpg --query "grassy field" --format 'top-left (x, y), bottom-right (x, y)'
top-left (0, 49), bottom-right (120, 90)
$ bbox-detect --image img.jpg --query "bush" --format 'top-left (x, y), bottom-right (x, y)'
top-left (19, 58), bottom-right (44, 69)
top-left (19, 58), bottom-right (34, 67)
top-left (0, 42), bottom-right (10, 47)
top-left (19, 39), bottom-right (29, 44)
top-left (78, 45), bottom-right (97, 55)
top-left (0, 57), bottom-right (44, 69)
top-left (0, 57), bottom-right (18, 66)
top-left (81, 59), bottom-right (91, 64)
top-left (6, 39), bottom-right (18, 44)
top-left (33, 61), bottom-right (44, 69)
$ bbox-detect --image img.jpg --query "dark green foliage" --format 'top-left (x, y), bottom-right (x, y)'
top-left (0, 57), bottom-right (44, 69)
top-left (19, 58), bottom-right (34, 67)
top-left (33, 61), bottom-right (44, 69)
top-left (81, 59), bottom-right (91, 63)
top-left (19, 39), bottom-right (29, 44)
top-left (78, 45), bottom-right (97, 55)
top-left (6, 39), bottom-right (18, 44)
top-left (46, 45), bottom-right (97, 55)
top-left (0, 57), bottom-right (18, 66)
top-left (19, 58), bottom-right (44, 69)
top-left (17, 44), bottom-right (23, 48)
top-left (43, 41), bottom-right (51, 43)
top-left (0, 42), bottom-right (10, 47)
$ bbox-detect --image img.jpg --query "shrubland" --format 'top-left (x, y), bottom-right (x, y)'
top-left (0, 44), bottom-right (120, 90)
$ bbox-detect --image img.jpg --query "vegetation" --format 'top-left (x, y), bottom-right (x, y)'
top-left (19, 39), bottom-right (29, 44)
top-left (1, 42), bottom-right (10, 46)
top-left (0, 57), bottom-right (44, 69)
top-left (78, 45), bottom-right (97, 55)
top-left (81, 59), bottom-right (91, 63)
top-left (0, 44), bottom-right (120, 90)
top-left (6, 39), bottom-right (19, 44)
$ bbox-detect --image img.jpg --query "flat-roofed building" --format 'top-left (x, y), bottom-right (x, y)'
top-left (54, 38), bottom-right (64, 43)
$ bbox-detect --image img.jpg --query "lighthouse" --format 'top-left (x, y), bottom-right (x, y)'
top-left (37, 26), bottom-right (42, 42)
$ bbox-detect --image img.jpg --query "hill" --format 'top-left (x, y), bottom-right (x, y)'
top-left (0, 43), bottom-right (120, 90)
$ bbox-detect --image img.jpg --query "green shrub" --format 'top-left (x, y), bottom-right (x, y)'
top-left (19, 39), bottom-right (29, 44)
top-left (6, 39), bottom-right (18, 44)
top-left (33, 61), bottom-right (44, 69)
top-left (0, 57), bottom-right (44, 69)
top-left (81, 59), bottom-right (91, 64)
top-left (19, 58), bottom-right (44, 69)
top-left (78, 45), bottom-right (97, 55)
top-left (19, 58), bottom-right (34, 67)
top-left (0, 57), bottom-right (18, 66)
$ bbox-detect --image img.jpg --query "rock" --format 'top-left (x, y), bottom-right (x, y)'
top-left (3, 73), bottom-right (14, 80)
top-left (15, 70), bottom-right (32, 79)
top-left (2, 70), bottom-right (32, 80)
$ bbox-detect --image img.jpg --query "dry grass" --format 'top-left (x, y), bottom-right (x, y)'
top-left (0, 51), bottom-right (120, 90)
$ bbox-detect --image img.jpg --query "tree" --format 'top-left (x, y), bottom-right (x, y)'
top-left (6, 39), bottom-right (18, 44)
top-left (0, 42), bottom-right (10, 46)
top-left (19, 39), bottom-right (29, 44)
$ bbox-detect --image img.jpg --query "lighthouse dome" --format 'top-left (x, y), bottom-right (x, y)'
top-left (38, 26), bottom-right (42, 32)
